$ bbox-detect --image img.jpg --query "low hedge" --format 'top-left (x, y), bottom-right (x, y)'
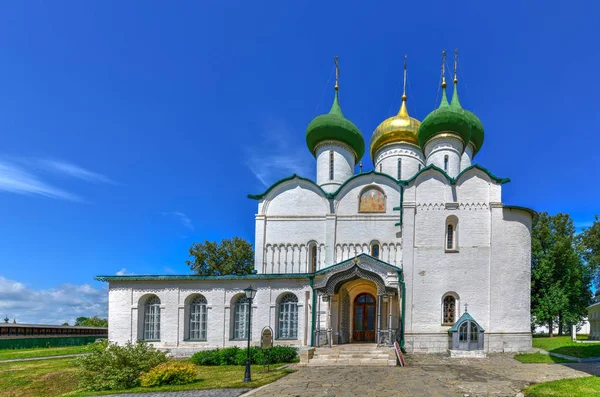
top-left (140, 361), bottom-right (197, 387)
top-left (190, 346), bottom-right (297, 366)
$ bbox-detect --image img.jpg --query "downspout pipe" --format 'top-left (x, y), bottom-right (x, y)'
top-left (397, 270), bottom-right (406, 352)
top-left (310, 276), bottom-right (315, 347)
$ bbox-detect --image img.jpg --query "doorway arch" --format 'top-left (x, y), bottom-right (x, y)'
top-left (353, 293), bottom-right (376, 342)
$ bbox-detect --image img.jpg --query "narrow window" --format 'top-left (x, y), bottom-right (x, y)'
top-left (278, 293), bottom-right (299, 339)
top-left (397, 159), bottom-right (402, 180)
top-left (143, 296), bottom-right (161, 341)
top-left (443, 295), bottom-right (456, 324)
top-left (189, 295), bottom-right (207, 341)
top-left (233, 295), bottom-right (251, 340)
top-left (447, 224), bottom-right (454, 250)
top-left (371, 244), bottom-right (380, 259)
top-left (310, 245), bottom-right (318, 272)
top-left (329, 151), bottom-right (334, 180)
top-left (444, 155), bottom-right (449, 172)
top-left (379, 164), bottom-right (382, 172)
top-left (418, 164), bottom-right (422, 171)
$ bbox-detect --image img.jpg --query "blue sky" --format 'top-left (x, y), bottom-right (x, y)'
top-left (0, 1), bottom-right (598, 324)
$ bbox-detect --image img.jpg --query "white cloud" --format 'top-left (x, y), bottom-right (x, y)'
top-left (0, 276), bottom-right (107, 325)
top-left (39, 159), bottom-right (116, 184)
top-left (246, 115), bottom-right (314, 187)
top-left (162, 211), bottom-right (194, 230)
top-left (0, 159), bottom-right (82, 201)
top-left (115, 268), bottom-right (135, 276)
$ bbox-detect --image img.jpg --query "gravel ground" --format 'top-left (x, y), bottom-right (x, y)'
top-left (87, 389), bottom-right (250, 397)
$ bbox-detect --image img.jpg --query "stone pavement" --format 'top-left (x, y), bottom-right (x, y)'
top-left (243, 354), bottom-right (600, 397)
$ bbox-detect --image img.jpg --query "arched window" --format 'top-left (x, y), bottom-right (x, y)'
top-left (189, 295), bottom-right (207, 341)
top-left (233, 295), bottom-right (251, 340)
top-left (278, 293), bottom-right (298, 339)
top-left (309, 243), bottom-right (318, 273)
top-left (444, 155), bottom-right (449, 172)
top-left (442, 295), bottom-right (456, 325)
top-left (329, 151), bottom-right (334, 180)
top-left (397, 159), bottom-right (402, 180)
top-left (371, 243), bottom-right (380, 259)
top-left (143, 296), bottom-right (161, 341)
top-left (446, 216), bottom-right (458, 251)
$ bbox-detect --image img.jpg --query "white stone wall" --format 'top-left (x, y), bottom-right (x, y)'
top-left (460, 143), bottom-right (474, 171)
top-left (589, 304), bottom-right (600, 340)
top-left (424, 135), bottom-right (464, 178)
top-left (315, 141), bottom-right (355, 193)
top-left (107, 279), bottom-right (312, 356)
top-left (373, 143), bottom-right (425, 181)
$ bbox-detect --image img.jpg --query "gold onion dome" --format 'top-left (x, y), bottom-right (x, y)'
top-left (370, 56), bottom-right (421, 161)
top-left (370, 95), bottom-right (421, 160)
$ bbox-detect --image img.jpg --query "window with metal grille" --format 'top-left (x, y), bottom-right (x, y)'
top-left (143, 296), bottom-right (161, 341)
top-left (447, 224), bottom-right (454, 250)
top-left (444, 155), bottom-right (449, 171)
top-left (397, 159), bottom-right (402, 180)
top-left (233, 295), bottom-right (251, 340)
top-left (278, 293), bottom-right (298, 339)
top-left (443, 295), bottom-right (456, 324)
top-left (189, 295), bottom-right (207, 340)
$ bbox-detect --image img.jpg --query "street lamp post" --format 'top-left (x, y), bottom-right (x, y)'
top-left (243, 285), bottom-right (257, 383)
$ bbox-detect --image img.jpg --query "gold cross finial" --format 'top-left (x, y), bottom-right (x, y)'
top-left (441, 50), bottom-right (447, 88)
top-left (352, 255), bottom-right (360, 266)
top-left (334, 56), bottom-right (339, 91)
top-left (453, 48), bottom-right (458, 84)
top-left (402, 55), bottom-right (407, 101)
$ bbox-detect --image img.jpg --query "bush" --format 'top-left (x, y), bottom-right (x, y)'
top-left (217, 346), bottom-right (239, 365)
top-left (190, 346), bottom-right (297, 366)
top-left (190, 349), bottom-right (218, 366)
top-left (74, 340), bottom-right (168, 391)
top-left (140, 361), bottom-right (197, 387)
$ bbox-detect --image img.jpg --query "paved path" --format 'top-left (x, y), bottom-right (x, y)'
top-left (88, 390), bottom-right (249, 397)
top-left (0, 353), bottom-right (88, 363)
top-left (244, 354), bottom-right (600, 397)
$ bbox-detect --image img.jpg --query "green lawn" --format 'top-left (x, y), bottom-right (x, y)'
top-left (514, 352), bottom-right (575, 364)
top-left (524, 376), bottom-right (600, 397)
top-left (532, 335), bottom-right (600, 358)
top-left (0, 346), bottom-right (89, 361)
top-left (0, 357), bottom-right (292, 397)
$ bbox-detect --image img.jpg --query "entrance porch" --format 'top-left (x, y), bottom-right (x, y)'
top-left (311, 254), bottom-right (404, 348)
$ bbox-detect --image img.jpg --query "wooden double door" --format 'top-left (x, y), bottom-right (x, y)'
top-left (353, 293), bottom-right (376, 342)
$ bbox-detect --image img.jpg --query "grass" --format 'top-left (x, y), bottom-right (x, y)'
top-left (514, 352), bottom-right (575, 364)
top-left (532, 335), bottom-right (600, 358)
top-left (0, 346), bottom-right (90, 361)
top-left (524, 376), bottom-right (600, 397)
top-left (0, 357), bottom-right (292, 397)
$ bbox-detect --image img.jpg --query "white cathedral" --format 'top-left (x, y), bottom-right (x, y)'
top-left (98, 54), bottom-right (535, 358)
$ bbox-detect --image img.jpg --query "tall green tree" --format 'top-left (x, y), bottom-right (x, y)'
top-left (75, 316), bottom-right (108, 327)
top-left (531, 212), bottom-right (592, 336)
top-left (581, 214), bottom-right (600, 286)
top-left (186, 237), bottom-right (254, 276)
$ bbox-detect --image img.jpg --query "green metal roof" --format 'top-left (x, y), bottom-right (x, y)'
top-left (448, 311), bottom-right (485, 333)
top-left (450, 82), bottom-right (485, 156)
top-left (95, 273), bottom-right (311, 282)
top-left (306, 91), bottom-right (365, 161)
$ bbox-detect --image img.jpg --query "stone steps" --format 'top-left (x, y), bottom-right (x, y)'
top-left (308, 344), bottom-right (397, 367)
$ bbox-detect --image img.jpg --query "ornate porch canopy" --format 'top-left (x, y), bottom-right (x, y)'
top-left (313, 254), bottom-right (401, 296)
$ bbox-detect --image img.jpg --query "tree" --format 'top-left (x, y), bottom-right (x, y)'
top-left (581, 214), bottom-right (600, 286)
top-left (186, 237), bottom-right (254, 276)
top-left (62, 322), bottom-right (69, 326)
top-left (75, 316), bottom-right (108, 327)
top-left (531, 212), bottom-right (593, 337)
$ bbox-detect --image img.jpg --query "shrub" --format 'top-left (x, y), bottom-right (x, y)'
top-left (139, 361), bottom-right (197, 387)
top-left (217, 346), bottom-right (240, 365)
top-left (74, 339), bottom-right (168, 391)
top-left (190, 350), bottom-right (218, 366)
top-left (190, 346), bottom-right (297, 366)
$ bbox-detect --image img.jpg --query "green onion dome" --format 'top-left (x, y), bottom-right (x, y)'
top-left (449, 80), bottom-right (485, 156)
top-left (417, 83), bottom-right (472, 151)
top-left (306, 90), bottom-right (365, 161)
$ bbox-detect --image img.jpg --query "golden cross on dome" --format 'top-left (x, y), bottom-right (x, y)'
top-left (402, 55), bottom-right (408, 100)
top-left (454, 48), bottom-right (459, 84)
top-left (441, 50), bottom-right (447, 88)
top-left (334, 56), bottom-right (339, 91)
